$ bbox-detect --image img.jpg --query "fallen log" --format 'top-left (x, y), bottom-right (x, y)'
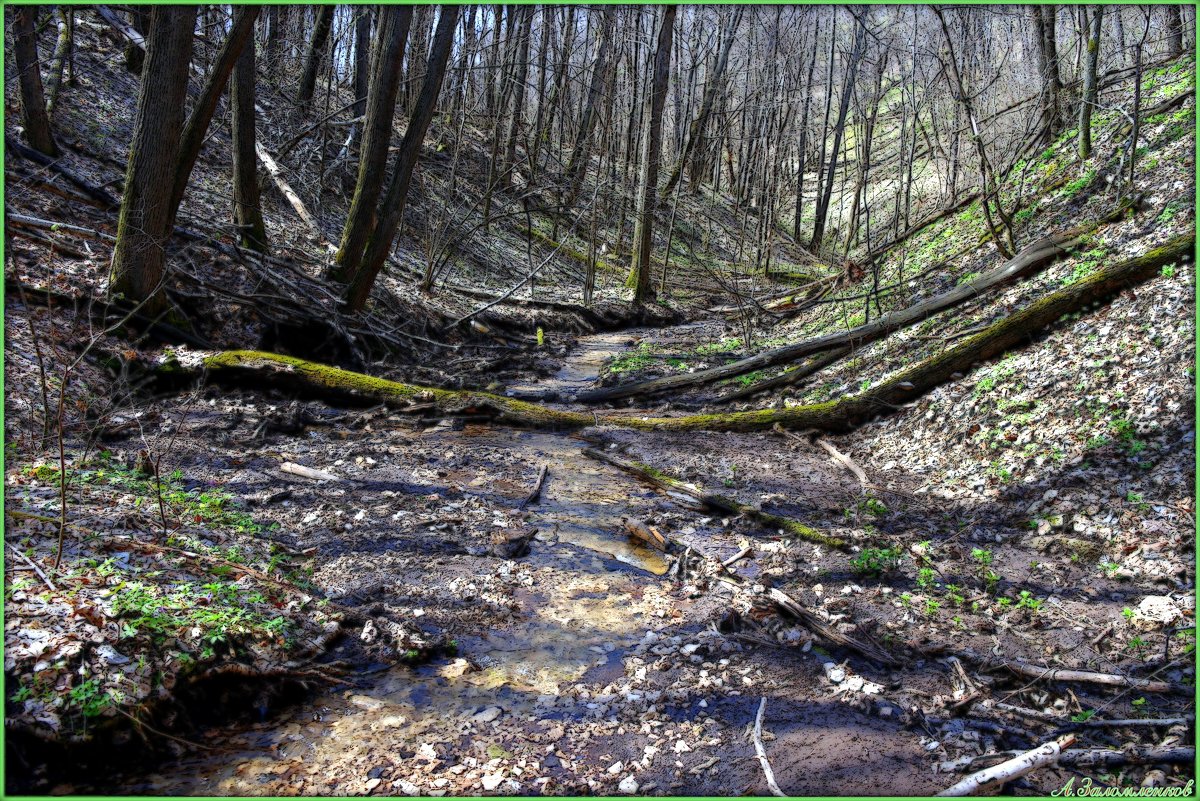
top-left (5, 135), bottom-right (121, 209)
top-left (583, 447), bottom-right (846, 549)
top-left (280, 462), bottom-right (341, 482)
top-left (714, 346), bottom-right (852, 404)
top-left (578, 199), bottom-right (1139, 403)
top-left (995, 658), bottom-right (1191, 696)
top-left (145, 235), bottom-right (1192, 436)
top-left (937, 735), bottom-right (1074, 797)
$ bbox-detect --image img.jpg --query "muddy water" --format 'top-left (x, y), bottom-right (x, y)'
top-left (111, 328), bottom-right (708, 794)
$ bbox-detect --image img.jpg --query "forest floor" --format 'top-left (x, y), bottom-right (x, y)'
top-left (4, 22), bottom-right (1196, 797)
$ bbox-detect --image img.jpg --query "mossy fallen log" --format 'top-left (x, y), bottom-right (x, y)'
top-left (579, 198), bottom-right (1140, 404)
top-left (161, 233), bottom-right (1192, 435)
top-left (582, 447), bottom-right (847, 549)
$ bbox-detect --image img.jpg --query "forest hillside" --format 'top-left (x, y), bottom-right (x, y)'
top-left (3, 4), bottom-right (1196, 796)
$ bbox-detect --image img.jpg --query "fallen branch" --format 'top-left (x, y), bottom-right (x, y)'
top-left (715, 346), bottom-right (851, 404)
top-left (622, 517), bottom-right (669, 551)
top-left (583, 447), bottom-right (846, 549)
top-left (5, 541), bottom-right (58, 592)
top-left (518, 463), bottom-right (548, 509)
top-left (768, 587), bottom-right (897, 665)
top-left (255, 142), bottom-right (322, 239)
top-left (814, 437), bottom-right (870, 490)
top-left (937, 734), bottom-right (1074, 796)
top-left (5, 135), bottom-right (120, 209)
top-left (280, 462), bottom-right (341, 482)
top-left (579, 199), bottom-right (1140, 403)
top-left (147, 233), bottom-right (1191, 435)
top-left (753, 697), bottom-right (788, 797)
top-left (996, 658), bottom-right (1191, 696)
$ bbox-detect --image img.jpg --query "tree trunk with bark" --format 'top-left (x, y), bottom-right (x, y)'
top-left (346, 6), bottom-right (459, 313)
top-left (331, 6), bottom-right (413, 284)
top-left (109, 7), bottom-right (198, 313)
top-left (231, 19), bottom-right (268, 253)
top-left (297, 5), bottom-right (335, 116)
top-left (1078, 7), bottom-right (1104, 160)
top-left (628, 5), bottom-right (676, 304)
top-left (12, 5), bottom-right (58, 157)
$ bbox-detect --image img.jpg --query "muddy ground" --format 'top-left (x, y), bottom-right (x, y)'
top-left (9, 326), bottom-right (1191, 796)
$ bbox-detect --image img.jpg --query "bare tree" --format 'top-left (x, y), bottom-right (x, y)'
top-left (1077, 6), bottom-right (1104, 160)
top-left (109, 7), bottom-right (198, 312)
top-left (628, 5), bottom-right (676, 304)
top-left (345, 6), bottom-right (460, 313)
top-left (297, 6), bottom-right (335, 116)
top-left (12, 5), bottom-right (58, 157)
top-left (231, 16), bottom-right (267, 253)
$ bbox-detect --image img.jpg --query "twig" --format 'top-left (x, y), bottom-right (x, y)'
top-left (518, 463), bottom-right (548, 509)
top-left (937, 734), bottom-right (1074, 796)
top-left (5, 542), bottom-right (58, 592)
top-left (753, 697), bottom-right (787, 797)
top-left (114, 706), bottom-right (212, 751)
top-left (814, 437), bottom-right (870, 490)
top-left (722, 545), bottom-right (753, 568)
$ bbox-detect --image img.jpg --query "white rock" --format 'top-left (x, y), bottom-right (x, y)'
top-left (1136, 595), bottom-right (1181, 624)
top-left (473, 706), bottom-right (503, 723)
top-left (619, 776), bottom-right (640, 794)
top-left (607, 761), bottom-right (624, 775)
top-left (480, 774), bottom-right (504, 791)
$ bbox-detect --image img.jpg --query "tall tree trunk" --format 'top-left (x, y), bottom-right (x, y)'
top-left (169, 7), bottom-right (260, 216)
top-left (1033, 5), bottom-right (1064, 144)
top-left (661, 7), bottom-right (741, 198)
top-left (811, 16), bottom-right (866, 250)
top-left (331, 6), bottom-right (414, 283)
top-left (125, 6), bottom-right (150, 74)
top-left (44, 8), bottom-right (73, 116)
top-left (350, 7), bottom-right (372, 150)
top-left (231, 18), bottom-right (267, 253)
top-left (1166, 5), bottom-right (1184, 58)
top-left (500, 5), bottom-right (533, 188)
top-left (109, 7), bottom-right (198, 313)
top-left (12, 5), bottom-right (58, 157)
top-left (297, 5), bottom-right (335, 115)
top-left (1077, 6), bottom-right (1103, 160)
top-left (347, 6), bottom-right (459, 313)
top-left (559, 7), bottom-right (617, 210)
top-left (628, 5), bottom-right (676, 304)
top-left (793, 14), bottom-right (821, 240)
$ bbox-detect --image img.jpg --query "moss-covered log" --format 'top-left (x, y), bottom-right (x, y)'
top-left (581, 448), bottom-right (846, 549)
top-left (164, 233), bottom-right (1191, 435)
top-left (579, 199), bottom-right (1139, 403)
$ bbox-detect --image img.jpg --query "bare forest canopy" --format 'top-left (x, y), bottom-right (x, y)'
top-left (3, 3), bottom-right (1197, 796)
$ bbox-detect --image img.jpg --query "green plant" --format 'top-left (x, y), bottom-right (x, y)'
top-left (536, 327), bottom-right (544, 347)
top-left (924, 598), bottom-right (941, 617)
top-left (850, 546), bottom-right (903, 577)
top-left (916, 568), bottom-right (937, 590)
top-left (68, 678), bottom-right (115, 718)
top-left (1070, 710), bottom-right (1096, 723)
top-left (1126, 491), bottom-right (1150, 512)
top-left (970, 548), bottom-right (992, 568)
top-left (1016, 590), bottom-right (1042, 612)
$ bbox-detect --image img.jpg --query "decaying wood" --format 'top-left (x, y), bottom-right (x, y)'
top-left (280, 462), bottom-right (341, 482)
top-left (255, 142), bottom-right (322, 239)
top-left (144, 234), bottom-right (1192, 436)
top-left (579, 199), bottom-right (1141, 403)
top-left (622, 517), bottom-right (669, 551)
top-left (519, 463), bottom-right (548, 509)
top-left (5, 137), bottom-right (121, 208)
top-left (583, 447), bottom-right (846, 549)
top-left (937, 734), bottom-right (1074, 796)
top-left (768, 587), bottom-right (897, 666)
top-left (753, 697), bottom-right (788, 797)
top-left (715, 346), bottom-right (851, 404)
top-left (995, 658), bottom-right (1191, 696)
